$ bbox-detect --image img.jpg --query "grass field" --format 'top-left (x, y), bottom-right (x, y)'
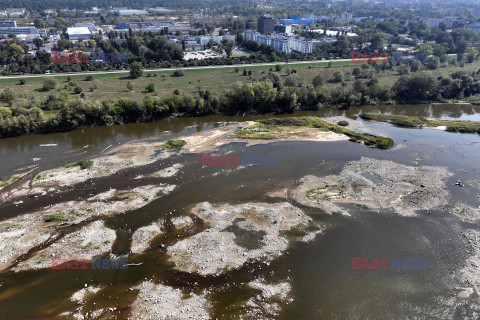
top-left (1, 56), bottom-right (478, 107)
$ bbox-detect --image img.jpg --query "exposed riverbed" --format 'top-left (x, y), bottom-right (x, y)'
top-left (1, 104), bottom-right (480, 319)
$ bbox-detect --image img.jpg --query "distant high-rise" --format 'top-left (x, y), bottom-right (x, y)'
top-left (257, 16), bottom-right (275, 34)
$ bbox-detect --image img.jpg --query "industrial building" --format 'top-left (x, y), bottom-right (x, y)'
top-left (74, 23), bottom-right (96, 32)
top-left (66, 27), bottom-right (92, 40)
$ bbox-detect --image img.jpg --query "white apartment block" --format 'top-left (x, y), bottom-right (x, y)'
top-left (243, 30), bottom-right (312, 54)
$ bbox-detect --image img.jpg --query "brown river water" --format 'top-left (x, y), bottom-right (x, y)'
top-left (1, 104), bottom-right (480, 319)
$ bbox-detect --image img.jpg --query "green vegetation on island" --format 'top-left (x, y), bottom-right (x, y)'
top-left (233, 117), bottom-right (394, 149)
top-left (164, 139), bottom-right (187, 150)
top-left (0, 176), bottom-right (20, 188)
top-left (66, 160), bottom-right (94, 170)
top-left (44, 212), bottom-right (66, 222)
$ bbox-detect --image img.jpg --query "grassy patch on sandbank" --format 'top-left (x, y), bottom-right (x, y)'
top-left (237, 116), bottom-right (394, 149)
top-left (66, 160), bottom-right (94, 170)
top-left (164, 139), bottom-right (187, 150)
top-left (44, 212), bottom-right (66, 222)
top-left (0, 175), bottom-right (20, 188)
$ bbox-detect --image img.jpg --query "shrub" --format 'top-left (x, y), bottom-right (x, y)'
top-left (73, 86), bottom-right (83, 94)
top-left (284, 74), bottom-right (304, 87)
top-left (0, 88), bottom-right (15, 104)
top-left (44, 212), bottom-right (66, 222)
top-left (127, 81), bottom-right (133, 91)
top-left (333, 70), bottom-right (344, 83)
top-left (66, 160), bottom-right (93, 170)
top-left (275, 64), bottom-right (282, 72)
top-left (84, 75), bottom-right (94, 81)
top-left (145, 83), bottom-right (155, 92)
top-left (337, 120), bottom-right (349, 126)
top-left (172, 70), bottom-right (185, 77)
top-left (19, 78), bottom-right (26, 85)
top-left (164, 139), bottom-right (187, 150)
top-left (312, 74), bottom-right (324, 88)
top-left (410, 60), bottom-right (421, 72)
top-left (426, 56), bottom-right (440, 70)
top-left (42, 78), bottom-right (56, 91)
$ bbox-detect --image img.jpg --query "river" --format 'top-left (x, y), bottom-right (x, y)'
top-left (0, 103), bottom-right (480, 319)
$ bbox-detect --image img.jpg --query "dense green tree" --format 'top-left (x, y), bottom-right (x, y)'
top-left (129, 62), bottom-right (143, 79)
top-left (393, 74), bottom-right (438, 101)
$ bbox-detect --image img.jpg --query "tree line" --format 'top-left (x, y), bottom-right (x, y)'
top-left (1, 69), bottom-right (480, 139)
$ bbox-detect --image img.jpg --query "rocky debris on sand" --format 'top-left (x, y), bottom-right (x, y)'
top-left (0, 213), bottom-right (52, 270)
top-left (266, 188), bottom-right (289, 199)
top-left (131, 221), bottom-right (164, 254)
top-left (37, 144), bottom-right (173, 186)
top-left (248, 278), bottom-right (291, 301)
top-left (301, 229), bottom-right (324, 242)
top-left (45, 184), bottom-right (175, 224)
top-left (144, 163), bottom-right (183, 178)
top-left (291, 157), bottom-right (453, 216)
top-left (166, 202), bottom-right (320, 276)
top-left (245, 278), bottom-right (292, 319)
top-left (0, 142), bottom-right (175, 203)
top-left (70, 285), bottom-right (104, 320)
top-left (451, 203), bottom-right (480, 222)
top-left (130, 282), bottom-right (211, 320)
top-left (0, 184), bottom-right (175, 271)
top-left (14, 220), bottom-right (116, 271)
top-left (131, 214), bottom-right (194, 254)
top-left (0, 181), bottom-right (49, 203)
top-left (171, 215), bottom-right (194, 229)
top-left (460, 229), bottom-right (480, 295)
top-left (458, 287), bottom-right (474, 298)
top-left (71, 285), bottom-right (102, 302)
top-left (181, 123), bottom-right (249, 153)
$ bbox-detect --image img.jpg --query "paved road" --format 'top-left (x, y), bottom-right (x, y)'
top-left (0, 58), bottom-right (363, 80)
